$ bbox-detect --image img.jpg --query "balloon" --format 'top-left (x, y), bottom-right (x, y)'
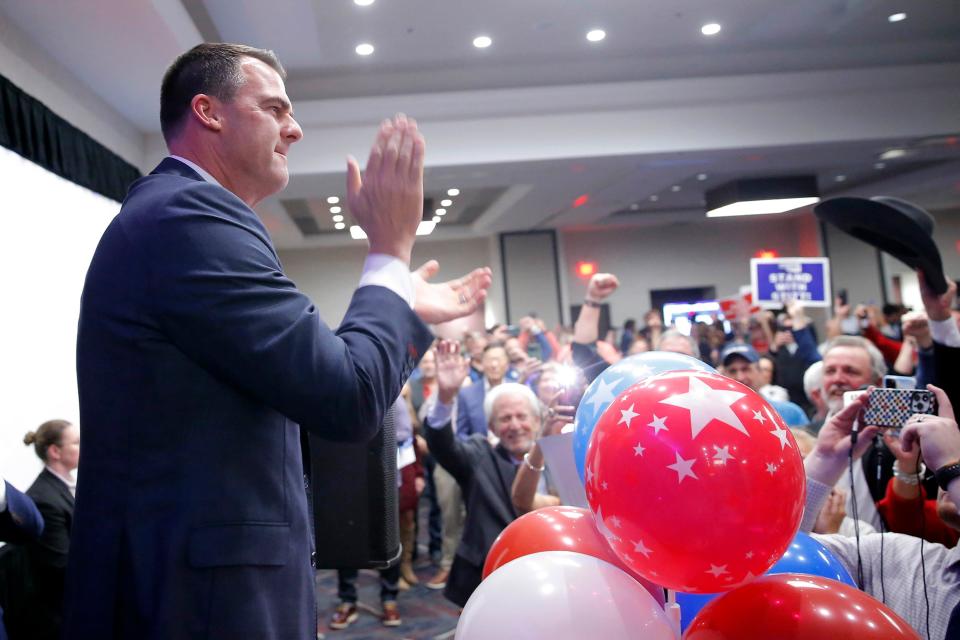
top-left (684, 573), bottom-right (921, 639)
top-left (676, 531), bottom-right (856, 630)
top-left (585, 370), bottom-right (805, 593)
top-left (574, 351), bottom-right (716, 483)
top-left (457, 551), bottom-right (674, 640)
top-left (482, 506), bottom-right (665, 606)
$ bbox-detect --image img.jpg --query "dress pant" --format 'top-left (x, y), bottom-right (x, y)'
top-left (337, 565), bottom-right (400, 604)
top-left (432, 464), bottom-right (465, 570)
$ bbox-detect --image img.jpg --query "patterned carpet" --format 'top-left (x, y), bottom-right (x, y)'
top-left (314, 556), bottom-right (461, 640)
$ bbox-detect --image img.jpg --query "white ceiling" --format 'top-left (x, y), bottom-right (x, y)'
top-left (2, 0), bottom-right (959, 248)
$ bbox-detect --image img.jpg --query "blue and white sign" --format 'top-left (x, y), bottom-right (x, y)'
top-left (751, 257), bottom-right (831, 307)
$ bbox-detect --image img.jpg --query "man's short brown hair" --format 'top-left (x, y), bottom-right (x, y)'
top-left (160, 43), bottom-right (286, 142)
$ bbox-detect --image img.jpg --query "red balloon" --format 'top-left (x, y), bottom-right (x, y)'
top-left (483, 506), bottom-right (665, 606)
top-left (585, 370), bottom-right (805, 593)
top-left (684, 573), bottom-right (921, 639)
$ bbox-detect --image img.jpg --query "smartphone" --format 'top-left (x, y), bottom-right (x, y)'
top-left (843, 389), bottom-right (868, 408)
top-left (863, 388), bottom-right (938, 430)
top-left (883, 375), bottom-right (917, 390)
top-left (838, 289), bottom-right (848, 306)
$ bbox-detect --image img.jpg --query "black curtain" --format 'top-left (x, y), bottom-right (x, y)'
top-left (0, 73), bottom-right (141, 203)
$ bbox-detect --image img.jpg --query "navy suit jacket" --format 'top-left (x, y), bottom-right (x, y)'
top-left (0, 481), bottom-right (43, 544)
top-left (456, 381), bottom-right (487, 439)
top-left (64, 158), bottom-right (433, 639)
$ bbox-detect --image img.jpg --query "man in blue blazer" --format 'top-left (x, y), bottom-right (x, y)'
top-left (63, 43), bottom-right (490, 640)
top-left (456, 343), bottom-right (510, 439)
top-left (0, 478), bottom-right (44, 640)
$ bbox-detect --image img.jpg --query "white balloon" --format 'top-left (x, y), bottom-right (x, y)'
top-left (456, 551), bottom-right (674, 640)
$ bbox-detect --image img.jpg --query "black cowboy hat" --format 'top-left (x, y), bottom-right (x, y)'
top-left (814, 196), bottom-right (948, 295)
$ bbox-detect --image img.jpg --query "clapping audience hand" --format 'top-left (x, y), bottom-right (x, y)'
top-left (435, 339), bottom-right (470, 404)
top-left (813, 489), bottom-right (848, 534)
top-left (586, 273), bottom-right (619, 301)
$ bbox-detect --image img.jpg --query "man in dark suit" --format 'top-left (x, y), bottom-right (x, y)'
top-left (64, 43), bottom-right (490, 640)
top-left (0, 478), bottom-right (44, 640)
top-left (424, 341), bottom-right (544, 607)
top-left (456, 343), bottom-right (510, 439)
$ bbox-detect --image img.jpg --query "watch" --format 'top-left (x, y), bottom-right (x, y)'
top-left (934, 461), bottom-right (960, 491)
top-left (583, 298), bottom-right (602, 308)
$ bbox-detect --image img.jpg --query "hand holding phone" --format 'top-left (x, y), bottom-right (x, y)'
top-left (863, 388), bottom-right (938, 431)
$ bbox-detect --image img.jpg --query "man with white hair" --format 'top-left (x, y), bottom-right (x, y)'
top-left (423, 340), bottom-right (545, 607)
top-left (819, 335), bottom-right (888, 529)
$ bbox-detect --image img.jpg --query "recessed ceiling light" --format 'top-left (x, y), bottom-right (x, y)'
top-left (330, 206), bottom-right (342, 214)
top-left (447, 188), bottom-right (460, 196)
top-left (435, 208), bottom-right (447, 215)
top-left (432, 216), bottom-right (441, 223)
top-left (671, 185), bottom-right (681, 192)
top-left (697, 173), bottom-right (709, 181)
top-left (332, 214), bottom-right (344, 222)
top-left (880, 148), bottom-right (907, 160)
top-left (334, 222), bottom-right (346, 230)
top-left (355, 43), bottom-right (375, 56)
top-left (888, 12), bottom-right (907, 23)
top-left (834, 175), bottom-right (847, 182)
top-left (874, 162), bottom-right (886, 170)
top-left (586, 29), bottom-right (606, 43)
top-left (440, 199), bottom-right (453, 207)
top-left (327, 196), bottom-right (340, 204)
top-left (701, 23), bottom-right (722, 36)
top-left (473, 35), bottom-right (492, 49)
top-left (650, 195), bottom-right (659, 202)
top-left (354, 0), bottom-right (375, 5)
top-left (629, 203), bottom-right (641, 210)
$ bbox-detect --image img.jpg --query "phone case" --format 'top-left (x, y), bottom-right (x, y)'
top-left (863, 388), bottom-right (938, 428)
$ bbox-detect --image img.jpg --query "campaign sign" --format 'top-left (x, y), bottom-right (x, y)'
top-left (751, 257), bottom-right (831, 308)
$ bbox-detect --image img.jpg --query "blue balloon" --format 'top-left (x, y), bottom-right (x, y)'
top-left (676, 532), bottom-right (856, 631)
top-left (572, 351), bottom-right (715, 483)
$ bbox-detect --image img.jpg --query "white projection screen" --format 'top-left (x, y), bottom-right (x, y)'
top-left (0, 146), bottom-right (120, 490)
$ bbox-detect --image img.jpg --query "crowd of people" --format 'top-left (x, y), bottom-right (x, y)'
top-left (0, 40), bottom-right (958, 640)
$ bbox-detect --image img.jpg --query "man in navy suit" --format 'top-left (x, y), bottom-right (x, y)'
top-left (0, 477), bottom-right (44, 640)
top-left (63, 43), bottom-right (490, 639)
top-left (456, 343), bottom-right (510, 439)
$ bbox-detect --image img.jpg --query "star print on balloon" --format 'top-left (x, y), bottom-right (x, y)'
top-left (585, 370), bottom-right (804, 594)
top-left (572, 351), bottom-right (716, 483)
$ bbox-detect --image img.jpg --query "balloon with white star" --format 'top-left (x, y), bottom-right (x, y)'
top-left (573, 351), bottom-right (715, 483)
top-left (584, 369), bottom-right (804, 593)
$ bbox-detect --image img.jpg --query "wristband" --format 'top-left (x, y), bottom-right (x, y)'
top-left (934, 461), bottom-right (960, 491)
top-left (523, 452), bottom-right (545, 472)
top-left (583, 298), bottom-right (602, 308)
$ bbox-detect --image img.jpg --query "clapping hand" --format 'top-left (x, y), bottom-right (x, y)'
top-left (412, 261), bottom-right (492, 325)
top-left (347, 114), bottom-right (424, 264)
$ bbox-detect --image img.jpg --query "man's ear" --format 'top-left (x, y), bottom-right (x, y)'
top-left (190, 94), bottom-right (223, 132)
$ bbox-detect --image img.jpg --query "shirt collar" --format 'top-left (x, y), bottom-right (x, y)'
top-left (44, 466), bottom-right (76, 496)
top-left (167, 155), bottom-right (223, 188)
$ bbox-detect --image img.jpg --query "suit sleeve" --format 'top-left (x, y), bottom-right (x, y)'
top-left (932, 341), bottom-right (960, 410)
top-left (30, 495), bottom-right (70, 568)
top-left (424, 417), bottom-right (477, 488)
top-left (0, 481), bottom-right (44, 544)
top-left (455, 387), bottom-right (478, 439)
top-left (143, 183), bottom-right (433, 442)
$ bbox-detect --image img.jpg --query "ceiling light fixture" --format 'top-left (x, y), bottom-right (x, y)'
top-left (355, 43), bottom-right (375, 56)
top-left (440, 199), bottom-right (453, 207)
top-left (350, 221), bottom-right (436, 239)
top-left (586, 29), bottom-right (606, 42)
top-left (447, 188), bottom-right (460, 196)
top-left (334, 222), bottom-right (346, 230)
top-left (332, 215), bottom-right (344, 222)
top-left (880, 148), bottom-right (907, 160)
top-left (834, 175), bottom-right (847, 182)
top-left (697, 173), bottom-right (709, 181)
top-left (874, 162), bottom-right (886, 170)
top-left (354, 0), bottom-right (375, 5)
top-left (629, 203), bottom-right (640, 210)
top-left (705, 176), bottom-right (819, 218)
top-left (671, 185), bottom-right (681, 192)
top-left (330, 206), bottom-right (342, 214)
top-left (888, 12), bottom-right (907, 23)
top-left (432, 216), bottom-right (441, 223)
top-left (649, 195), bottom-right (659, 202)
top-left (701, 23), bottom-right (722, 36)
top-left (326, 196), bottom-right (339, 204)
top-left (435, 208), bottom-right (447, 215)
top-left (473, 35), bottom-right (492, 49)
